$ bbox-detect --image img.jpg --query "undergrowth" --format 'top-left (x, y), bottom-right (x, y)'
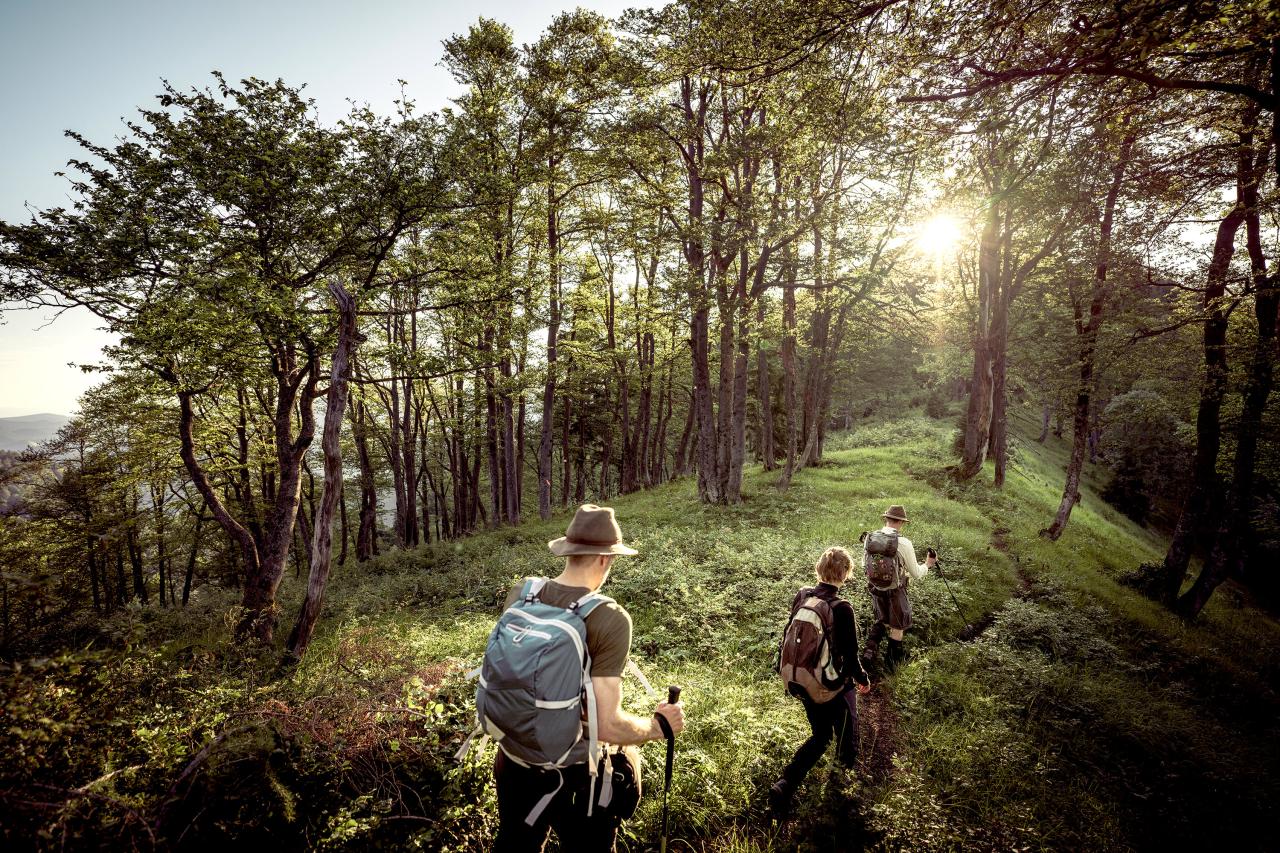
top-left (2, 406), bottom-right (1277, 851)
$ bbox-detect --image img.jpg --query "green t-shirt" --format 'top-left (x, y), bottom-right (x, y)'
top-left (503, 578), bottom-right (633, 677)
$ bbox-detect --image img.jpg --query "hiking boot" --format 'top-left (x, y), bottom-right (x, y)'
top-left (859, 647), bottom-right (879, 677)
top-left (885, 639), bottom-right (907, 674)
top-left (768, 778), bottom-right (795, 820)
top-left (862, 623), bottom-right (885, 671)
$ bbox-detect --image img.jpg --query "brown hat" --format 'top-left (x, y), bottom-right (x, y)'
top-left (548, 504), bottom-right (638, 557)
top-left (882, 505), bottom-right (909, 522)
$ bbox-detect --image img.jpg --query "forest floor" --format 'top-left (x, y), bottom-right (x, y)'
top-left (4, 406), bottom-right (1279, 851)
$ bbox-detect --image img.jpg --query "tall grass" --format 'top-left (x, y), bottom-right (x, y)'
top-left (5, 406), bottom-right (1277, 851)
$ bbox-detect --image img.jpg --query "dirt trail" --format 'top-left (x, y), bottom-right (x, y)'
top-left (958, 524), bottom-right (1036, 642)
top-left (856, 684), bottom-right (901, 783)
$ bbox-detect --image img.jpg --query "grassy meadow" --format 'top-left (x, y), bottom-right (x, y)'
top-left (4, 404), bottom-right (1278, 851)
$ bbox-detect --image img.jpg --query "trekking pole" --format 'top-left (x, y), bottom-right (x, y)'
top-left (933, 553), bottom-right (978, 640)
top-left (657, 684), bottom-right (681, 853)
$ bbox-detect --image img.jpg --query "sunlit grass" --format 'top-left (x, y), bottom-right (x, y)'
top-left (16, 401), bottom-right (1275, 850)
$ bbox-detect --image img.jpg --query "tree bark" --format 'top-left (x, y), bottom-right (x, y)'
top-left (538, 159), bottom-right (562, 521)
top-left (988, 296), bottom-right (1010, 488)
top-left (756, 294), bottom-right (775, 470)
top-left (673, 387), bottom-right (695, 478)
top-left (692, 303), bottom-right (719, 502)
top-left (1043, 130), bottom-right (1135, 540)
top-left (1176, 128), bottom-right (1275, 619)
top-left (350, 396), bottom-right (378, 561)
top-left (959, 200), bottom-right (1000, 478)
top-left (1159, 133), bottom-right (1251, 603)
top-left (726, 295), bottom-right (750, 502)
top-left (778, 259), bottom-right (799, 490)
top-left (182, 505), bottom-right (207, 607)
top-left (285, 283), bottom-right (359, 661)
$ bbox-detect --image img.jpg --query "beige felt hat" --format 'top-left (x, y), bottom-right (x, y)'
top-left (882, 505), bottom-right (910, 522)
top-left (548, 504), bottom-right (638, 557)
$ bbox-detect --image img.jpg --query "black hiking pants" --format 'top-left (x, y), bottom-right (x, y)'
top-left (780, 688), bottom-right (858, 788)
top-left (493, 751), bottom-right (621, 852)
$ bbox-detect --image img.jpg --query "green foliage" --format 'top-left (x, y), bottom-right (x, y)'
top-left (5, 409), bottom-right (1275, 850)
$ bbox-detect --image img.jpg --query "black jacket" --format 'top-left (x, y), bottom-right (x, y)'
top-left (788, 582), bottom-right (870, 688)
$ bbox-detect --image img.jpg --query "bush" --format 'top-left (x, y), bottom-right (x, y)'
top-left (1102, 456), bottom-right (1151, 523)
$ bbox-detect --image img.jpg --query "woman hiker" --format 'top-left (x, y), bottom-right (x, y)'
top-left (770, 546), bottom-right (872, 818)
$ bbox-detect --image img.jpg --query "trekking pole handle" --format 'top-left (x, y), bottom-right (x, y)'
top-left (667, 685), bottom-right (682, 704)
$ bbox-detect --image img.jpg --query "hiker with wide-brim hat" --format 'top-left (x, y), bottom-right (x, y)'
top-left (859, 504), bottom-right (935, 674)
top-left (486, 504), bottom-right (684, 852)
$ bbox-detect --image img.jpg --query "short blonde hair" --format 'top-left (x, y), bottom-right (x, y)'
top-left (815, 546), bottom-right (854, 584)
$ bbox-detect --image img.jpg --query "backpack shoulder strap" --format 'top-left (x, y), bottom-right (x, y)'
top-left (790, 587), bottom-right (812, 618)
top-left (518, 577), bottom-right (547, 604)
top-left (572, 592), bottom-right (613, 620)
top-left (803, 594), bottom-right (836, 630)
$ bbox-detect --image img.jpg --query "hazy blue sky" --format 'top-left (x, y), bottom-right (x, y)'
top-left (0, 0), bottom-right (651, 417)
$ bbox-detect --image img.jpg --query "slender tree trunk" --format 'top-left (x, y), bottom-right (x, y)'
top-left (125, 494), bottom-right (148, 604)
top-left (114, 544), bottom-right (127, 607)
top-left (681, 73), bottom-right (716, 504)
top-left (502, 359), bottom-right (519, 525)
top-left (182, 506), bottom-right (206, 607)
top-left (959, 200), bottom-right (1000, 479)
top-left (1036, 403), bottom-right (1051, 443)
top-left (575, 401), bottom-right (587, 503)
top-left (350, 397), bottom-right (378, 562)
top-left (561, 352), bottom-right (574, 507)
top-left (989, 296), bottom-right (1010, 488)
top-left (649, 362), bottom-right (672, 486)
top-left (151, 484), bottom-right (167, 606)
top-left (778, 263), bottom-right (799, 489)
top-left (483, 330), bottom-right (501, 526)
top-left (337, 480), bottom-right (349, 566)
top-left (515, 354), bottom-right (526, 519)
top-left (756, 295), bottom-right (775, 471)
top-left (726, 297), bottom-right (751, 502)
top-left (715, 292), bottom-right (737, 498)
top-left (1176, 129), bottom-right (1275, 619)
top-left (1159, 136), bottom-right (1251, 603)
top-left (1043, 130), bottom-right (1136, 540)
top-left (285, 283), bottom-right (358, 661)
top-left (238, 351), bottom-right (318, 642)
top-left (86, 535), bottom-right (101, 613)
top-left (673, 387), bottom-right (695, 477)
top-left (539, 165), bottom-right (561, 521)
top-left (402, 307), bottom-right (420, 547)
top-left (635, 332), bottom-right (654, 491)
top-left (384, 370), bottom-right (409, 547)
top-left (295, 464), bottom-right (315, 578)
top-left (692, 304), bottom-right (719, 502)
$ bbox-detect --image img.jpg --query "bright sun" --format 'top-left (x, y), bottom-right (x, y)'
top-left (916, 214), bottom-right (962, 258)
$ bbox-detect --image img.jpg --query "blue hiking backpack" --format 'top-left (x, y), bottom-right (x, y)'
top-left (457, 577), bottom-right (611, 822)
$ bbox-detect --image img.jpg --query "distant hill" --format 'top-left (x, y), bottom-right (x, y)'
top-left (0, 413), bottom-right (70, 451)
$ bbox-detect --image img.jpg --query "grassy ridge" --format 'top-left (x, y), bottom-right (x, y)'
top-left (3, 408), bottom-right (1277, 851)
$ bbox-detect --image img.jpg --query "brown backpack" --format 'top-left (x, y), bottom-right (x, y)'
top-left (777, 591), bottom-right (842, 703)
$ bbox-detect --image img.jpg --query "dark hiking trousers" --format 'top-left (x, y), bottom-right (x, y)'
top-left (493, 750), bottom-right (621, 852)
top-left (780, 689), bottom-right (858, 788)
top-left (868, 584), bottom-right (913, 632)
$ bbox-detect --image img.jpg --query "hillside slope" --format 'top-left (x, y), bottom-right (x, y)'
top-left (0, 413), bottom-right (69, 451)
top-left (4, 409), bottom-right (1276, 851)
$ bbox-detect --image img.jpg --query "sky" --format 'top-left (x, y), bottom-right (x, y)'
top-left (0, 0), bottom-right (652, 418)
